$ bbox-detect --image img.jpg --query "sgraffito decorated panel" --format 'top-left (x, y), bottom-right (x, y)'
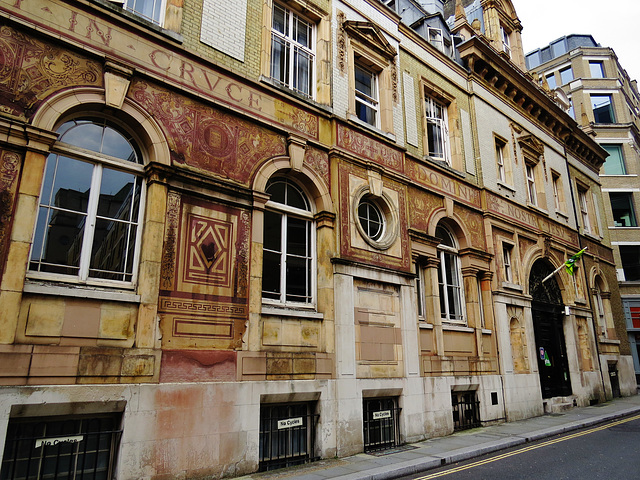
top-left (159, 193), bottom-right (249, 350)
top-left (338, 162), bottom-right (410, 272)
top-left (0, 148), bottom-right (20, 273)
top-left (453, 205), bottom-right (485, 249)
top-left (336, 124), bottom-right (403, 173)
top-left (408, 186), bottom-right (443, 233)
top-left (128, 80), bottom-right (286, 184)
top-left (0, 24), bottom-right (101, 118)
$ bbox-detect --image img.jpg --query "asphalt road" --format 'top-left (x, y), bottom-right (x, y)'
top-left (396, 414), bottom-right (640, 480)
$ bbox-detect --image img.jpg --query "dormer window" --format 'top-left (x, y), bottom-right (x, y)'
top-left (428, 27), bottom-right (444, 53)
top-left (501, 25), bottom-right (511, 58)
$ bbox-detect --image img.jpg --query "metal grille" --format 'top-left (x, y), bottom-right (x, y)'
top-left (1, 415), bottom-right (122, 480)
top-left (452, 392), bottom-right (481, 431)
top-left (363, 398), bottom-right (400, 453)
top-left (259, 403), bottom-right (319, 472)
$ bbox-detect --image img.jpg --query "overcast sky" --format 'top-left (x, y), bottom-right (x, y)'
top-left (511, 0), bottom-right (640, 83)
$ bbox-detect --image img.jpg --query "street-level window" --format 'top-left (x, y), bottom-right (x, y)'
top-left (436, 224), bottom-right (465, 324)
top-left (610, 192), bottom-right (637, 227)
top-left (602, 144), bottom-right (626, 175)
top-left (29, 118), bottom-right (145, 286)
top-left (124, 0), bottom-right (166, 25)
top-left (0, 413), bottom-right (122, 480)
top-left (270, 4), bottom-right (315, 98)
top-left (425, 95), bottom-right (450, 164)
top-left (589, 61), bottom-right (605, 78)
top-left (354, 62), bottom-right (379, 127)
top-left (262, 177), bottom-right (314, 305)
top-left (591, 94), bottom-right (615, 123)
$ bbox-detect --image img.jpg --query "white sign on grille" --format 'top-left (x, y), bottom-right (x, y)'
top-left (372, 410), bottom-right (391, 420)
top-left (35, 435), bottom-right (84, 448)
top-left (277, 417), bottom-right (303, 429)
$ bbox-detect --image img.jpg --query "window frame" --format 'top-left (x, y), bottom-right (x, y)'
top-left (269, 3), bottom-right (316, 99)
top-left (589, 60), bottom-right (605, 79)
top-left (424, 95), bottom-right (451, 165)
top-left (495, 137), bottom-right (508, 183)
top-left (354, 60), bottom-right (380, 128)
top-left (578, 187), bottom-right (592, 234)
top-left (436, 225), bottom-right (465, 325)
top-left (620, 245), bottom-right (640, 281)
top-left (590, 93), bottom-right (616, 124)
top-left (525, 161), bottom-right (537, 206)
top-left (261, 177), bottom-right (316, 307)
top-left (415, 261), bottom-right (426, 321)
top-left (124, 0), bottom-right (167, 26)
top-left (28, 118), bottom-right (146, 289)
top-left (602, 144), bottom-right (627, 175)
top-left (428, 27), bottom-right (444, 52)
top-left (609, 191), bottom-right (638, 227)
top-left (500, 25), bottom-right (511, 58)
top-left (545, 73), bottom-right (557, 90)
top-left (559, 66), bottom-right (573, 85)
top-left (502, 243), bottom-right (514, 283)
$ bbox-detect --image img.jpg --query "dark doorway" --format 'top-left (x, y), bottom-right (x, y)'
top-left (530, 259), bottom-right (572, 398)
top-left (451, 391), bottom-right (481, 431)
top-left (609, 363), bottom-right (621, 398)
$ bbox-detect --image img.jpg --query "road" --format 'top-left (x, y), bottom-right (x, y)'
top-left (396, 414), bottom-right (640, 480)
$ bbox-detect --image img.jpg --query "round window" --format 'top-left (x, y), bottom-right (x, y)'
top-left (358, 199), bottom-right (384, 241)
top-left (353, 188), bottom-right (398, 250)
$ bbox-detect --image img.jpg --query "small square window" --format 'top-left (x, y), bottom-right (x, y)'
top-left (610, 192), bottom-right (637, 227)
top-left (620, 245), bottom-right (640, 281)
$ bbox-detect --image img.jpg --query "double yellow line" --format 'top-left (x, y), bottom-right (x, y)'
top-left (415, 413), bottom-right (640, 479)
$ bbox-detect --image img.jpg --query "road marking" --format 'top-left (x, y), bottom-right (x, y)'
top-left (415, 414), bottom-right (640, 479)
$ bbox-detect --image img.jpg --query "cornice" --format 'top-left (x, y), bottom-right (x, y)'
top-left (458, 37), bottom-right (607, 173)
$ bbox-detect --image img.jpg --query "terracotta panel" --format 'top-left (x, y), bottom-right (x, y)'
top-left (241, 355), bottom-right (267, 375)
top-left (25, 299), bottom-right (65, 337)
top-left (159, 350), bottom-right (236, 382)
top-left (29, 349), bottom-right (79, 377)
top-left (0, 351), bottom-right (31, 376)
top-left (62, 300), bottom-right (101, 338)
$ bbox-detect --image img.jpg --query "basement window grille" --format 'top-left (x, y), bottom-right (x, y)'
top-left (362, 398), bottom-right (400, 452)
top-left (451, 392), bottom-right (481, 431)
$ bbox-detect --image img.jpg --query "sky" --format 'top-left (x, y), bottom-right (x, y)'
top-left (510, 0), bottom-right (640, 83)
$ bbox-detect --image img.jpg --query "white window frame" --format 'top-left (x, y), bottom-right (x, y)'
top-left (354, 62), bottom-right (380, 128)
top-left (415, 262), bottom-right (426, 320)
top-left (124, 0), bottom-right (167, 26)
top-left (425, 95), bottom-right (451, 165)
top-left (495, 139), bottom-right (506, 183)
top-left (594, 283), bottom-right (607, 337)
top-left (262, 178), bottom-right (316, 307)
top-left (29, 127), bottom-right (146, 288)
top-left (525, 162), bottom-right (537, 206)
top-left (501, 25), bottom-right (511, 58)
top-left (436, 226), bottom-right (465, 324)
top-left (428, 27), bottom-right (444, 52)
top-left (270, 3), bottom-right (316, 98)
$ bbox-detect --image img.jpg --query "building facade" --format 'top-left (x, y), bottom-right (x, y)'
top-left (527, 34), bottom-right (640, 385)
top-left (0, 0), bottom-right (634, 479)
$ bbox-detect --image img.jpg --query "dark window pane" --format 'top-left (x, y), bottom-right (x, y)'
top-left (98, 168), bottom-right (137, 220)
top-left (286, 255), bottom-right (308, 301)
top-left (287, 217), bottom-right (309, 256)
top-left (263, 211), bottom-right (282, 252)
top-left (591, 94), bottom-right (615, 123)
top-left (610, 192), bottom-right (637, 227)
top-left (102, 125), bottom-right (137, 161)
top-left (602, 144), bottom-right (626, 175)
top-left (48, 156), bottom-right (93, 213)
top-left (39, 210), bottom-right (86, 272)
top-left (60, 122), bottom-right (103, 152)
top-left (262, 251), bottom-right (281, 298)
top-left (270, 36), bottom-right (289, 85)
top-left (620, 246), bottom-right (640, 281)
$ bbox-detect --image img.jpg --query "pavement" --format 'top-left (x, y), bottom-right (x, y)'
top-left (237, 394), bottom-right (640, 480)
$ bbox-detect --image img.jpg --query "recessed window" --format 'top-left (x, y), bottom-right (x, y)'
top-left (425, 95), bottom-right (450, 164)
top-left (270, 4), bottom-right (315, 98)
top-left (591, 94), bottom-right (615, 123)
top-left (559, 66), bottom-right (573, 85)
top-left (436, 224), bottom-right (464, 324)
top-left (602, 144), bottom-right (626, 175)
top-left (354, 62), bottom-right (379, 127)
top-left (357, 198), bottom-right (384, 241)
top-left (578, 187), bottom-right (592, 234)
top-left (525, 162), bottom-right (537, 206)
top-left (262, 177), bottom-right (314, 305)
top-left (610, 192), bottom-right (637, 227)
top-left (620, 245), bottom-right (640, 281)
top-left (503, 243), bottom-right (514, 283)
top-left (589, 61), bottom-right (605, 78)
top-left (545, 73), bottom-right (557, 89)
top-left (29, 118), bottom-right (144, 285)
top-left (415, 262), bottom-right (425, 320)
top-left (500, 25), bottom-right (511, 58)
top-left (495, 138), bottom-right (507, 183)
top-left (428, 27), bottom-right (444, 52)
top-left (124, 0), bottom-right (166, 25)
top-left (552, 171), bottom-right (565, 212)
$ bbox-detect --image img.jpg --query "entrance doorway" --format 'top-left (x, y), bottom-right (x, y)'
top-left (530, 259), bottom-right (572, 398)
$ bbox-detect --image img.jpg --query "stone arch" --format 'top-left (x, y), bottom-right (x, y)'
top-left (253, 156), bottom-right (334, 215)
top-left (427, 209), bottom-right (471, 250)
top-left (30, 87), bottom-right (170, 166)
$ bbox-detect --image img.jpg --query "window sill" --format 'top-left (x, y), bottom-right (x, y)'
top-left (261, 305), bottom-right (324, 320)
top-left (610, 226), bottom-right (640, 230)
top-left (24, 281), bottom-right (140, 303)
top-left (481, 329), bottom-right (492, 335)
top-left (555, 210), bottom-right (569, 220)
top-left (601, 174), bottom-right (637, 178)
top-left (418, 322), bottom-right (433, 329)
top-left (497, 181), bottom-right (516, 194)
top-left (525, 202), bottom-right (548, 215)
top-left (442, 324), bottom-right (473, 333)
top-left (259, 75), bottom-right (332, 114)
top-left (348, 114), bottom-right (396, 142)
top-left (502, 282), bottom-right (523, 292)
top-left (598, 337), bottom-right (621, 345)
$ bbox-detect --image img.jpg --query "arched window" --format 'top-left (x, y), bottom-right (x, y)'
top-left (262, 177), bottom-right (315, 305)
top-left (593, 276), bottom-right (608, 338)
top-left (29, 117), bottom-right (145, 285)
top-left (436, 223), bottom-right (464, 323)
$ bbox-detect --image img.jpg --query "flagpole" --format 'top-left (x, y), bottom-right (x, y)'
top-left (542, 263), bottom-right (565, 283)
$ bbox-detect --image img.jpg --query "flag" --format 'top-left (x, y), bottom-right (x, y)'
top-left (564, 247), bottom-right (587, 275)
